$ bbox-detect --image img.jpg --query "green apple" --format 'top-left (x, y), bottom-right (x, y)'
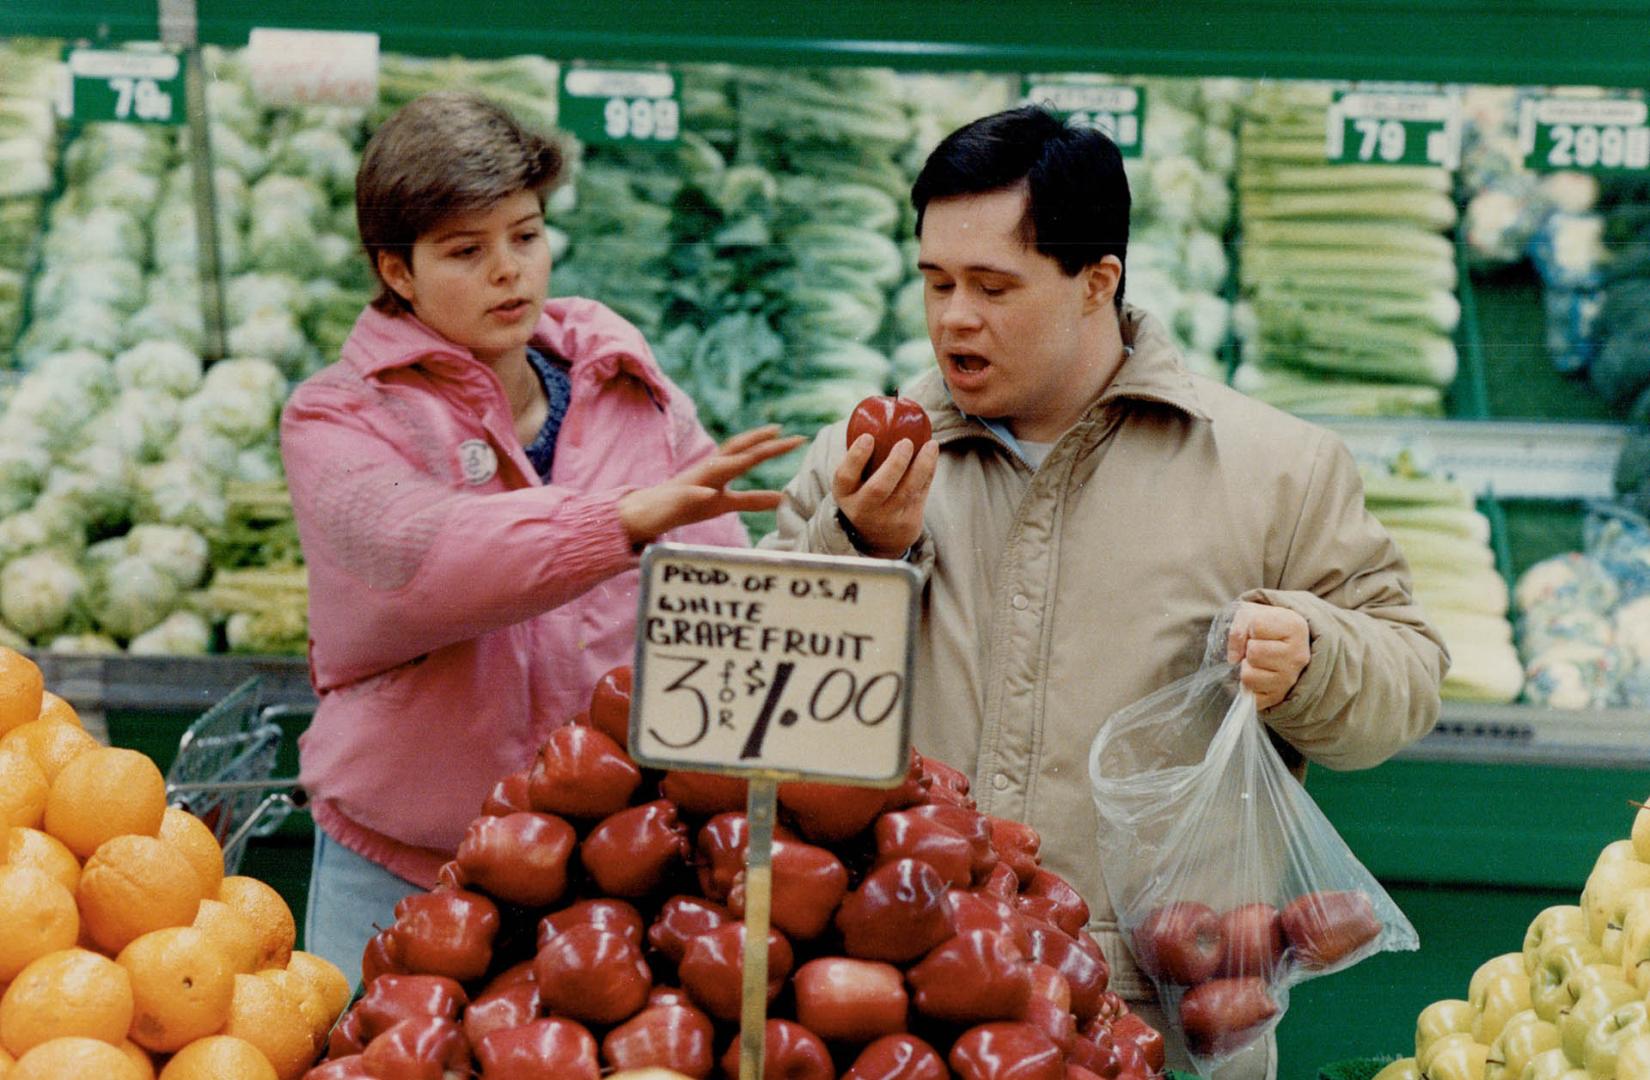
top-left (1584, 1000), bottom-right (1649, 1078)
top-left (1632, 802), bottom-right (1650, 863)
top-left (1522, 1048), bottom-right (1577, 1080)
top-left (1582, 862), bottom-right (1650, 944)
top-left (1373, 1057), bottom-right (1421, 1080)
top-left (1474, 969), bottom-right (1535, 1044)
top-left (1559, 979), bottom-right (1641, 1064)
top-left (1626, 892), bottom-right (1650, 993)
top-left (1527, 907), bottom-right (1594, 975)
top-left (1484, 1010), bottom-right (1559, 1080)
top-left (1474, 952), bottom-right (1531, 1002)
top-left (1596, 841), bottom-right (1642, 873)
top-left (1615, 1032), bottom-right (1650, 1080)
top-left (1420, 1000), bottom-right (1483, 1060)
top-left (1420, 1033), bottom-right (1488, 1080)
top-left (1534, 942), bottom-right (1609, 1022)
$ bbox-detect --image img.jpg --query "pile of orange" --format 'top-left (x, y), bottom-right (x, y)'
top-left (0, 648), bottom-right (346, 1079)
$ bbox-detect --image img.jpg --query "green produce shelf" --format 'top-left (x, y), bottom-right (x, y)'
top-left (9, 0), bottom-right (1650, 89)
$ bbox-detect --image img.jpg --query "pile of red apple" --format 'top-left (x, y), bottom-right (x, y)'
top-left (1129, 890), bottom-right (1382, 1058)
top-left (305, 666), bottom-right (1168, 1080)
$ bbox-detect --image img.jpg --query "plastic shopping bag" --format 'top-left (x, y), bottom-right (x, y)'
top-left (1087, 655), bottom-right (1418, 1074)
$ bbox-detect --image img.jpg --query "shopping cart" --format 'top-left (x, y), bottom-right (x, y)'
top-left (165, 677), bottom-right (309, 876)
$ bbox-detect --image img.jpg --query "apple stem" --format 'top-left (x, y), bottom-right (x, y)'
top-left (1630, 799), bottom-right (1647, 811)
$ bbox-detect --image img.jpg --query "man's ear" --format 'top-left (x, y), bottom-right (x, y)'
top-left (1082, 256), bottom-right (1124, 313)
top-left (376, 249), bottom-right (416, 305)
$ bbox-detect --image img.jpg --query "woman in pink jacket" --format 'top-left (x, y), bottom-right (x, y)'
top-left (280, 92), bottom-right (800, 986)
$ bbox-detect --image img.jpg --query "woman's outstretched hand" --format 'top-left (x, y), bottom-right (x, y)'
top-left (618, 425), bottom-right (806, 546)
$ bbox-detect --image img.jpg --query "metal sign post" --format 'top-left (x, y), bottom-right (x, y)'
top-left (630, 544), bottom-right (920, 1080)
top-left (158, 0), bottom-right (227, 360)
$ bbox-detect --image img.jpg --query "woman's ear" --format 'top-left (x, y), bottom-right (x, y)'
top-left (376, 249), bottom-right (416, 306)
top-left (1082, 256), bottom-right (1124, 313)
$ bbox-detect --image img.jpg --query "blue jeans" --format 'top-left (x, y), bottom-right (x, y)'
top-left (304, 828), bottom-right (420, 991)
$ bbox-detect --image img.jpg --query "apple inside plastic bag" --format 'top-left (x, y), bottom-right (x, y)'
top-left (1087, 658), bottom-right (1419, 1074)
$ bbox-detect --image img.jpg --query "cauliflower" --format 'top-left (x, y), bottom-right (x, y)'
top-left (87, 388), bottom-right (182, 463)
top-left (62, 124), bottom-right (169, 184)
top-left (151, 199), bottom-right (247, 276)
top-left (249, 174), bottom-right (326, 226)
top-left (179, 384), bottom-right (280, 448)
top-left (1146, 155), bottom-right (1203, 228)
top-left (161, 164), bottom-right (251, 229)
top-left (172, 423), bottom-right (241, 476)
top-left (124, 523), bottom-right (210, 589)
top-left (227, 311), bottom-right (320, 379)
top-left (135, 459), bottom-right (228, 532)
top-left (233, 445), bottom-right (284, 484)
top-left (1, 550), bottom-right (87, 640)
top-left (1182, 230), bottom-right (1231, 293)
top-left (1198, 124), bottom-right (1238, 176)
top-left (269, 127), bottom-right (359, 201)
top-left (42, 454), bottom-right (133, 531)
top-left (0, 500), bottom-right (85, 563)
top-left (114, 341), bottom-right (205, 398)
top-left (128, 610), bottom-right (212, 656)
top-left (35, 350), bottom-right (119, 408)
top-left (1177, 291), bottom-right (1232, 355)
top-left (47, 632), bottom-right (122, 655)
top-left (248, 210), bottom-right (325, 277)
top-left (5, 366), bottom-right (110, 451)
top-left (202, 357), bottom-right (289, 411)
top-left (227, 273), bottom-right (307, 325)
top-left (0, 441), bottom-right (51, 517)
top-left (40, 206), bottom-right (147, 264)
top-left (15, 300), bottom-right (124, 362)
top-left (122, 298), bottom-right (206, 354)
top-left (79, 164), bottom-right (165, 218)
top-left (90, 553), bottom-right (181, 640)
top-left (31, 257), bottom-right (146, 318)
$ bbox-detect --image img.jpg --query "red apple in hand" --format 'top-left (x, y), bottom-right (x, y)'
top-left (841, 1033), bottom-right (948, 1080)
top-left (528, 723), bottom-right (641, 819)
top-left (907, 929), bottom-right (1033, 1023)
top-left (778, 779), bottom-right (887, 843)
top-left (1217, 902), bottom-right (1284, 978)
top-left (359, 1016), bottom-right (468, 1080)
top-left (581, 799), bottom-right (691, 897)
top-left (454, 811), bottom-right (576, 907)
top-left (476, 1017), bottom-right (600, 1080)
top-left (718, 1019), bottom-right (833, 1080)
top-left (389, 890), bottom-right (499, 981)
top-left (480, 769), bottom-right (533, 816)
top-left (588, 665), bottom-right (633, 746)
top-left (836, 858), bottom-right (954, 963)
top-left (948, 1021), bottom-right (1064, 1080)
top-left (1279, 890), bottom-right (1380, 969)
top-left (662, 770), bottom-right (749, 816)
top-left (602, 1002), bottom-right (716, 1078)
top-left (1179, 975), bottom-right (1279, 1056)
top-left (679, 921), bottom-right (793, 1021)
top-left (848, 395), bottom-right (933, 481)
top-left (537, 898), bottom-right (646, 952)
top-left (794, 957), bottom-right (909, 1043)
top-left (534, 923), bottom-right (653, 1025)
top-left (1131, 901), bottom-right (1221, 985)
top-left (648, 895), bottom-right (732, 964)
top-left (728, 837), bottom-right (848, 940)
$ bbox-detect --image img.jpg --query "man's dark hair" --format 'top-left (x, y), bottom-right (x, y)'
top-left (912, 105), bottom-right (1129, 308)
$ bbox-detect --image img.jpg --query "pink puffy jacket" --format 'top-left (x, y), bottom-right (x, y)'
top-left (280, 297), bottom-right (747, 886)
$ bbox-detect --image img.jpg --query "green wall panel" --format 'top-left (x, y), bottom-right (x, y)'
top-left (1308, 757), bottom-right (1648, 889)
top-left (9, 1), bottom-right (1650, 89)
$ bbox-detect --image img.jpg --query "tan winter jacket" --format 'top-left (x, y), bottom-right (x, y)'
top-left (759, 306), bottom-right (1448, 997)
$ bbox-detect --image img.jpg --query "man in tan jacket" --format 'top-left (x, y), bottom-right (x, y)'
top-left (761, 105), bottom-right (1448, 1078)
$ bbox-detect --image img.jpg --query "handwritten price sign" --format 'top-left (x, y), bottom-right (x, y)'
top-left (630, 545), bottom-right (919, 783)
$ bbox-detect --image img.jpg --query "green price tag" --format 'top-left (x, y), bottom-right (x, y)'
top-left (61, 46), bottom-right (184, 126)
top-left (1519, 96), bottom-right (1650, 172)
top-left (558, 66), bottom-right (679, 146)
top-left (1327, 90), bottom-right (1460, 168)
top-left (1022, 78), bottom-right (1145, 157)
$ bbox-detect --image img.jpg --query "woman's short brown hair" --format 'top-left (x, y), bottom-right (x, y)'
top-left (355, 91), bottom-right (564, 313)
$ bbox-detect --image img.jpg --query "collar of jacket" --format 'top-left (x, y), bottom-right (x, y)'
top-left (913, 303), bottom-right (1212, 441)
top-left (340, 296), bottom-right (674, 403)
